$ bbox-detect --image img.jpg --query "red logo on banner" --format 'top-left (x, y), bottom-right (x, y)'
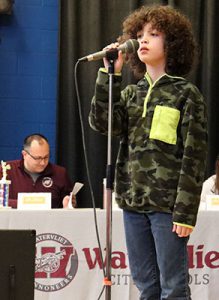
top-left (35, 233), bottom-right (78, 292)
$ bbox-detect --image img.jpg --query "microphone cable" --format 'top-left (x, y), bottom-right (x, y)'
top-left (74, 60), bottom-right (107, 299)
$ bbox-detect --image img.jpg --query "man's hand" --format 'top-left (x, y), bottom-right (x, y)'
top-left (62, 194), bottom-right (77, 209)
top-left (71, 194), bottom-right (77, 207)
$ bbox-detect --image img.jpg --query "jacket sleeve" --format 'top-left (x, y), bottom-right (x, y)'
top-left (89, 69), bottom-right (128, 137)
top-left (173, 88), bottom-right (208, 226)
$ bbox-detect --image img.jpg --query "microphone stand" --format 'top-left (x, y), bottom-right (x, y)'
top-left (104, 50), bottom-right (118, 300)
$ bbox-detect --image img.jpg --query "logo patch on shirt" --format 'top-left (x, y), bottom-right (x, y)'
top-left (42, 177), bottom-right (53, 188)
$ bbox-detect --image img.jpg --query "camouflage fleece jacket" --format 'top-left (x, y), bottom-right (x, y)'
top-left (89, 69), bottom-right (208, 226)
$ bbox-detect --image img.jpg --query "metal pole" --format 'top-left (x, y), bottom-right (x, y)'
top-left (105, 59), bottom-right (115, 300)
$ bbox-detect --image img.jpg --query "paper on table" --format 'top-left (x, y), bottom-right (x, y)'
top-left (72, 182), bottom-right (84, 196)
top-left (68, 182), bottom-right (84, 209)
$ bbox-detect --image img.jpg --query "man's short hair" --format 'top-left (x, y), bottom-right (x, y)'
top-left (23, 133), bottom-right (49, 149)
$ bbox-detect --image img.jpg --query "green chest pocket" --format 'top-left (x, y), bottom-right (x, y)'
top-left (149, 105), bottom-right (180, 145)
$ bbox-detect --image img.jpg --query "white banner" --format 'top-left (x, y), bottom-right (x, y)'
top-left (0, 209), bottom-right (218, 300)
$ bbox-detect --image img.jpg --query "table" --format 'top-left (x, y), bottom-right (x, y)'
top-left (0, 209), bottom-right (218, 300)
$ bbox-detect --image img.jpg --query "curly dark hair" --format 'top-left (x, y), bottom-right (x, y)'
top-left (118, 5), bottom-right (198, 78)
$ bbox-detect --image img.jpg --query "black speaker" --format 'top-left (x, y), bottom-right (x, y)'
top-left (0, 229), bottom-right (36, 300)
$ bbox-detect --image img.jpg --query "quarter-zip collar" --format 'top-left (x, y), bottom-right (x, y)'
top-left (142, 72), bottom-right (186, 117)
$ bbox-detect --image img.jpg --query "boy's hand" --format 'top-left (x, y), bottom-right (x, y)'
top-left (103, 42), bottom-right (124, 73)
top-left (172, 224), bottom-right (193, 237)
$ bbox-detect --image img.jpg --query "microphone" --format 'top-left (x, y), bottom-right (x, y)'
top-left (78, 39), bottom-right (139, 62)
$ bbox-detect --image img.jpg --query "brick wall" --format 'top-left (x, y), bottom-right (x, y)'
top-left (0, 0), bottom-right (59, 162)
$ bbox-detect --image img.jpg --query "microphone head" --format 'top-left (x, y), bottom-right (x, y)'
top-left (123, 39), bottom-right (139, 54)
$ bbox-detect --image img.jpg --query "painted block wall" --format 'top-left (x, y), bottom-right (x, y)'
top-left (0, 0), bottom-right (59, 162)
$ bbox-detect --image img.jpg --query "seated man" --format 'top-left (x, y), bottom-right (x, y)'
top-left (0, 133), bottom-right (76, 208)
top-left (200, 154), bottom-right (219, 203)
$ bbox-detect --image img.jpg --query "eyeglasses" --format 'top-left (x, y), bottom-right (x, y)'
top-left (24, 149), bottom-right (50, 162)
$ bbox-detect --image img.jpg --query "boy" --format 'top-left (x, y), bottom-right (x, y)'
top-left (89, 5), bottom-right (207, 299)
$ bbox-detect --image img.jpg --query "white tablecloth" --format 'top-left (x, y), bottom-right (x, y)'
top-left (0, 209), bottom-right (218, 300)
